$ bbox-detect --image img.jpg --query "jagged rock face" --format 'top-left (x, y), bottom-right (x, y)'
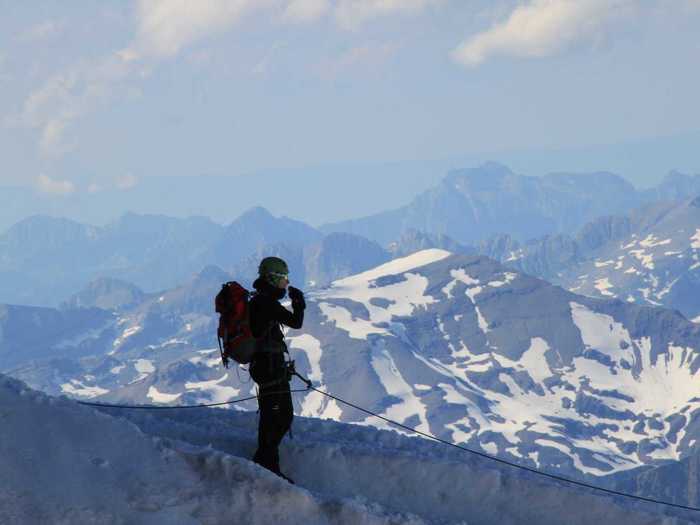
top-left (491, 234), bottom-right (582, 279)
top-left (575, 215), bottom-right (633, 253)
top-left (555, 197), bottom-right (700, 320)
top-left (7, 250), bottom-right (700, 491)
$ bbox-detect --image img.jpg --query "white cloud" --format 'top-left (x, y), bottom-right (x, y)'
top-left (17, 1), bottom-right (275, 156)
top-left (128, 0), bottom-right (274, 60)
top-left (36, 174), bottom-right (75, 196)
top-left (452, 0), bottom-right (638, 68)
top-left (19, 53), bottom-right (140, 156)
top-left (283, 0), bottom-right (330, 23)
top-left (334, 0), bottom-right (443, 28)
top-left (17, 0), bottom-right (444, 158)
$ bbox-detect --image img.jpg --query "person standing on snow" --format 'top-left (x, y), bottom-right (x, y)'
top-left (248, 256), bottom-right (305, 483)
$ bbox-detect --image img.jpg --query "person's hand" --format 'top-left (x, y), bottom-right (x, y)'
top-left (288, 286), bottom-right (306, 310)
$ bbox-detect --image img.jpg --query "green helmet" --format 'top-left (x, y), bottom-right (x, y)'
top-left (258, 256), bottom-right (289, 286)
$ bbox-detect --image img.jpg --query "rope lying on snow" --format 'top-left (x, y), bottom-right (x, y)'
top-left (76, 381), bottom-right (700, 513)
top-left (76, 389), bottom-right (309, 410)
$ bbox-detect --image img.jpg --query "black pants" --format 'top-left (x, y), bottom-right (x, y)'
top-left (250, 352), bottom-right (293, 474)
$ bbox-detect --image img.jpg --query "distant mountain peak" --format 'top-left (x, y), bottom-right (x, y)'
top-left (444, 162), bottom-right (515, 188)
top-left (237, 206), bottom-right (274, 222)
top-left (64, 276), bottom-right (145, 311)
top-left (195, 265), bottom-right (231, 283)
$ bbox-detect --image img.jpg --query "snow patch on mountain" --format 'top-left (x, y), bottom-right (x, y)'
top-left (188, 349), bottom-right (221, 368)
top-left (59, 379), bottom-right (109, 398)
top-left (148, 385), bottom-right (182, 403)
top-left (289, 333), bottom-right (342, 419)
top-left (570, 302), bottom-right (635, 362)
top-left (315, 250), bottom-right (450, 340)
top-left (184, 373), bottom-right (240, 404)
top-left (639, 235), bottom-right (672, 249)
top-left (594, 277), bottom-right (615, 296)
top-left (442, 268), bottom-right (493, 333)
top-left (690, 229), bottom-right (700, 249)
top-left (369, 341), bottom-right (430, 433)
top-left (134, 358), bottom-right (155, 378)
top-left (519, 338), bottom-right (553, 384)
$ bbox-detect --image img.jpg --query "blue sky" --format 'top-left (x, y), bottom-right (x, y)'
top-left (1, 0), bottom-right (699, 197)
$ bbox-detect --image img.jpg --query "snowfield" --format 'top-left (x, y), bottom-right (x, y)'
top-left (1, 374), bottom-right (697, 524)
top-left (0, 374), bottom-right (424, 525)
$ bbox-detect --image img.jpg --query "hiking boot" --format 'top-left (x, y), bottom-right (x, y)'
top-left (277, 472), bottom-right (295, 484)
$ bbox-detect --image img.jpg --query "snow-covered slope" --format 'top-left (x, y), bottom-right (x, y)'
top-left (1, 373), bottom-right (695, 524)
top-left (0, 373), bottom-right (427, 524)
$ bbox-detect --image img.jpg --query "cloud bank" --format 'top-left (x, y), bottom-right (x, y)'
top-left (128, 0), bottom-right (274, 60)
top-left (17, 0), bottom-right (442, 157)
top-left (452, 0), bottom-right (637, 68)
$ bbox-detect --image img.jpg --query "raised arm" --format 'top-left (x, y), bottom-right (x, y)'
top-left (270, 300), bottom-right (304, 329)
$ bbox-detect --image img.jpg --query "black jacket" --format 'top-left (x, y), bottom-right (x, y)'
top-left (249, 277), bottom-right (304, 346)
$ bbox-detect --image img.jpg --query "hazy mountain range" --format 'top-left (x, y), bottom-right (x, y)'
top-left (321, 163), bottom-right (700, 246)
top-left (0, 208), bottom-right (359, 306)
top-left (0, 160), bottom-right (454, 233)
top-left (4, 162), bottom-right (700, 308)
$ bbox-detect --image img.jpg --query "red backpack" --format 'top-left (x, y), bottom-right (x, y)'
top-left (215, 282), bottom-right (257, 368)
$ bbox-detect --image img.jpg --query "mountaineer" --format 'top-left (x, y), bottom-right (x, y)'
top-left (248, 256), bottom-right (305, 483)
